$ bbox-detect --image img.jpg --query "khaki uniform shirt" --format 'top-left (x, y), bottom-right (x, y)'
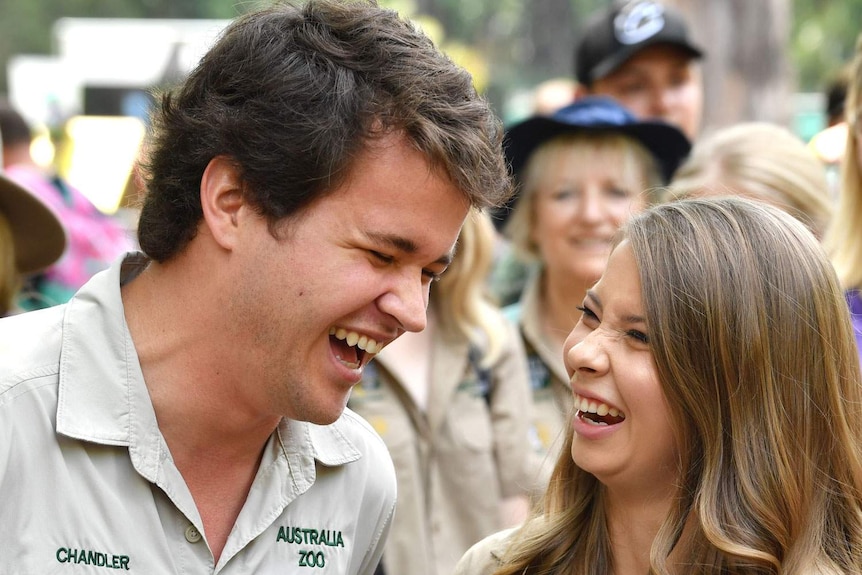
top-left (348, 314), bottom-right (533, 575)
top-left (503, 273), bottom-right (573, 496)
top-left (451, 527), bottom-right (516, 575)
top-left (0, 254), bottom-right (396, 574)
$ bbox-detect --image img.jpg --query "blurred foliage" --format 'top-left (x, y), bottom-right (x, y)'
top-left (0, 0), bottom-right (858, 116)
top-left (791, 0), bottom-right (862, 93)
top-left (0, 0), bottom-right (261, 94)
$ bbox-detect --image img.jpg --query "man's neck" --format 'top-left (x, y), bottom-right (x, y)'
top-left (121, 255), bottom-right (280, 563)
top-left (121, 254), bottom-right (280, 451)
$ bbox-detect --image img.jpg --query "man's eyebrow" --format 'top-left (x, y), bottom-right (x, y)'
top-left (366, 231), bottom-right (455, 267)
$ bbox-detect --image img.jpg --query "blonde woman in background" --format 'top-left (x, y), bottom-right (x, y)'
top-left (348, 209), bottom-right (534, 575)
top-left (456, 197), bottom-right (862, 575)
top-left (493, 96), bottom-right (689, 495)
top-left (826, 33), bottom-right (862, 367)
top-left (667, 121), bottom-right (833, 239)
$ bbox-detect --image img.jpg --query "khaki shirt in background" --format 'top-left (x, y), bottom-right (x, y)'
top-left (0, 254), bottom-right (396, 574)
top-left (348, 315), bottom-right (534, 575)
top-left (503, 273), bottom-right (574, 499)
top-left (452, 527), bottom-right (517, 575)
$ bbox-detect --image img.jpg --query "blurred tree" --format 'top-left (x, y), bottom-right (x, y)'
top-left (0, 0), bottom-right (255, 94)
top-left (792, 0), bottom-right (862, 92)
top-left (1, 0), bottom-right (858, 128)
top-left (674, 0), bottom-right (793, 131)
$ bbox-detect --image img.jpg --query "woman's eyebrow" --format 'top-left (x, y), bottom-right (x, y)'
top-left (586, 290), bottom-right (646, 324)
top-left (621, 313), bottom-right (647, 325)
top-left (585, 290), bottom-right (602, 310)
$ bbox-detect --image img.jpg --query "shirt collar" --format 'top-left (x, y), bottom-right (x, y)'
top-left (55, 253), bottom-right (361, 476)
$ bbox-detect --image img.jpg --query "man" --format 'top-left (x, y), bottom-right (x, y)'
top-left (0, 1), bottom-right (511, 573)
top-left (574, 0), bottom-right (704, 140)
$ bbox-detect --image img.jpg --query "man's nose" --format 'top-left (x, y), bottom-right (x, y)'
top-left (377, 273), bottom-right (428, 333)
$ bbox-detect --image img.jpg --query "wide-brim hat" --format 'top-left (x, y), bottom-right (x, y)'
top-left (0, 173), bottom-right (66, 275)
top-left (494, 96), bottom-right (691, 230)
top-left (575, 0), bottom-right (704, 85)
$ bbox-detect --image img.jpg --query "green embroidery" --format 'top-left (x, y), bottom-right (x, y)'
top-left (56, 547), bottom-right (130, 570)
top-left (298, 550), bottom-right (326, 567)
top-left (277, 526), bottom-right (345, 568)
top-left (276, 526), bottom-right (345, 547)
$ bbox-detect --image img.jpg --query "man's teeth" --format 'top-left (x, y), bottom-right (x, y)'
top-left (574, 393), bottom-right (623, 419)
top-left (330, 327), bottom-right (381, 354)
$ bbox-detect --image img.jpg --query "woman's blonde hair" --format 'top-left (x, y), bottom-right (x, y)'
top-left (0, 212), bottom-right (20, 316)
top-left (433, 209), bottom-right (508, 367)
top-left (667, 122), bottom-right (833, 239)
top-left (504, 132), bottom-right (663, 263)
top-left (826, 33), bottom-right (862, 288)
top-left (495, 197), bottom-right (862, 575)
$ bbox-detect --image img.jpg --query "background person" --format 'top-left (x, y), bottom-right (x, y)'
top-left (456, 197), bottom-right (862, 575)
top-left (666, 121), bottom-right (834, 239)
top-left (573, 0), bottom-right (704, 141)
top-left (349, 209), bottom-right (533, 575)
top-left (825, 33), bottom-right (862, 367)
top-left (490, 96), bottom-right (689, 497)
top-left (0, 101), bottom-right (135, 310)
top-left (0, 170), bottom-right (65, 316)
top-left (0, 1), bottom-right (512, 572)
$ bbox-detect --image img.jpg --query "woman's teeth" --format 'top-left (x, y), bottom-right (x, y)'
top-left (574, 393), bottom-right (626, 425)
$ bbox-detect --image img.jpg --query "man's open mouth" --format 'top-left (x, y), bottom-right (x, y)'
top-left (329, 327), bottom-right (381, 369)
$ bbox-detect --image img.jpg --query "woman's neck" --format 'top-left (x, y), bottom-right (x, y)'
top-left (604, 484), bottom-right (676, 575)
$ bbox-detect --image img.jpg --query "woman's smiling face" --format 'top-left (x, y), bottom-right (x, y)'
top-left (564, 240), bottom-right (678, 490)
top-left (529, 143), bottom-right (649, 286)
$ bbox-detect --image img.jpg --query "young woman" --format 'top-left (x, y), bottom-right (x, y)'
top-left (457, 197), bottom-right (862, 575)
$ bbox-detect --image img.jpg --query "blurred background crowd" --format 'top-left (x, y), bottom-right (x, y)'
top-left (2, 1), bottom-right (862, 574)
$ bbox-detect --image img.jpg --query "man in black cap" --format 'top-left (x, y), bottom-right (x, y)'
top-left (574, 0), bottom-right (704, 140)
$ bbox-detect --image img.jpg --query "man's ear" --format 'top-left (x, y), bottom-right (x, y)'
top-left (200, 156), bottom-right (245, 251)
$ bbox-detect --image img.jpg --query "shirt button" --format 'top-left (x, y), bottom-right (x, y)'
top-left (184, 524), bottom-right (202, 544)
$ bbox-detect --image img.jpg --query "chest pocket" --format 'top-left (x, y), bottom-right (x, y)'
top-left (447, 345), bottom-right (494, 452)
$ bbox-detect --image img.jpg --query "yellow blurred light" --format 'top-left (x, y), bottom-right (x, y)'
top-left (29, 133), bottom-right (56, 168)
top-left (808, 122), bottom-right (847, 165)
top-left (59, 116), bottom-right (146, 215)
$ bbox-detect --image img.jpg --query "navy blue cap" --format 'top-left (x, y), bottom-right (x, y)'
top-left (494, 96), bottom-right (691, 230)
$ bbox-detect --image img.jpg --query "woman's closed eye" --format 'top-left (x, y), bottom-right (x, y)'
top-left (576, 305), bottom-right (599, 323)
top-left (626, 329), bottom-right (650, 345)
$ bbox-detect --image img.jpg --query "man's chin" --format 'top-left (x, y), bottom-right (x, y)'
top-left (306, 398), bottom-right (351, 426)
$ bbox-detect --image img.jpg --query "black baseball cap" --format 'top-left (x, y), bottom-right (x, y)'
top-left (575, 0), bottom-right (704, 85)
top-left (492, 96), bottom-right (691, 230)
